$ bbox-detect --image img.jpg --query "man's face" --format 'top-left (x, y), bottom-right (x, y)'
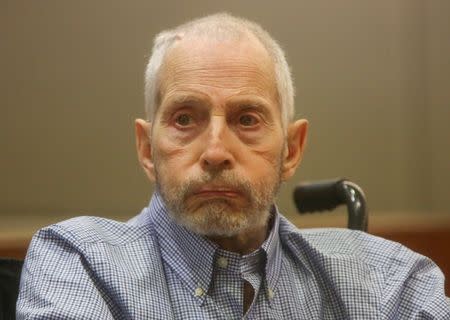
top-left (150, 36), bottom-right (286, 237)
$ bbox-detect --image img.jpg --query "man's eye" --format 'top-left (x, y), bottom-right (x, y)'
top-left (175, 114), bottom-right (193, 126)
top-left (239, 114), bottom-right (258, 127)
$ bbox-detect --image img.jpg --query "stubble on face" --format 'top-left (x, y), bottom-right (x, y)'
top-left (153, 157), bottom-right (283, 238)
top-left (150, 36), bottom-right (286, 238)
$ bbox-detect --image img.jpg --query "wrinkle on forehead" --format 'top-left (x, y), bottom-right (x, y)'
top-left (158, 36), bottom-right (279, 106)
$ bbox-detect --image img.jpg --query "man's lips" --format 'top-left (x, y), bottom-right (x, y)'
top-left (193, 188), bottom-right (241, 198)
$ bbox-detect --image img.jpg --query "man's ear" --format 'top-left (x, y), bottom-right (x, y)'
top-left (281, 119), bottom-right (308, 181)
top-left (135, 119), bottom-right (155, 181)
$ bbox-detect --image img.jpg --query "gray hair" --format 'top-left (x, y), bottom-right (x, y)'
top-left (144, 13), bottom-right (295, 130)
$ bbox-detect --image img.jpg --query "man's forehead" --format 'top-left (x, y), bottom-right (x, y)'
top-left (165, 34), bottom-right (272, 66)
top-left (157, 36), bottom-right (278, 101)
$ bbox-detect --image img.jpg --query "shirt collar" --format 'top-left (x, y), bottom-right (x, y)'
top-left (146, 192), bottom-right (283, 305)
top-left (261, 205), bottom-right (282, 295)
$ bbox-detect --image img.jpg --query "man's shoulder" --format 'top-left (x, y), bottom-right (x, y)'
top-left (34, 210), bottom-right (155, 249)
top-left (279, 216), bottom-right (426, 272)
top-left (18, 210), bottom-right (169, 319)
top-left (277, 216), bottom-right (449, 317)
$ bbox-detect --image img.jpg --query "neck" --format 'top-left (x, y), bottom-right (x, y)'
top-left (207, 223), bottom-right (269, 255)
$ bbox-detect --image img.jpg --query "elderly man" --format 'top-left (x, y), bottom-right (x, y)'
top-left (17, 13), bottom-right (449, 319)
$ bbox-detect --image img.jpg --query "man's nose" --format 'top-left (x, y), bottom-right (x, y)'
top-left (199, 116), bottom-right (235, 170)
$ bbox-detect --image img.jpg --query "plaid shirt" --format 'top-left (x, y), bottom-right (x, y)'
top-left (18, 193), bottom-right (450, 319)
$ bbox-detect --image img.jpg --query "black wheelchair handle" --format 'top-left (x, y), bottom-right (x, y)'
top-left (293, 178), bottom-right (368, 231)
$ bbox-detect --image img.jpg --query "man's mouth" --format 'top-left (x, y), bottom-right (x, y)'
top-left (193, 187), bottom-right (241, 198)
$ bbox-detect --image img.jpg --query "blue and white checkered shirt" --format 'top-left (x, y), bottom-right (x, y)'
top-left (17, 193), bottom-right (450, 319)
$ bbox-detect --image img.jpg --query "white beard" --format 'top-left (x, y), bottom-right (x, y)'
top-left (154, 169), bottom-right (281, 237)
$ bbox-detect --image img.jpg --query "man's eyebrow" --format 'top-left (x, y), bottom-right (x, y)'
top-left (227, 98), bottom-right (273, 116)
top-left (165, 94), bottom-right (209, 107)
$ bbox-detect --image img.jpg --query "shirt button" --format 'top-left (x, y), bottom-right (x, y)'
top-left (217, 257), bottom-right (228, 268)
top-left (194, 287), bottom-right (204, 297)
top-left (267, 288), bottom-right (275, 299)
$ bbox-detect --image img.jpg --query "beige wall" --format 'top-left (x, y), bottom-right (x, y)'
top-left (1, 1), bottom-right (449, 233)
top-left (426, 1), bottom-right (450, 213)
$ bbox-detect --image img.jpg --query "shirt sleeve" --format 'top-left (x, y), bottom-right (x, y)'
top-left (16, 226), bottom-right (115, 320)
top-left (380, 245), bottom-right (450, 319)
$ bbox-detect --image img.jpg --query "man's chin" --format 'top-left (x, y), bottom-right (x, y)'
top-left (184, 195), bottom-right (245, 213)
top-left (174, 205), bottom-right (252, 237)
